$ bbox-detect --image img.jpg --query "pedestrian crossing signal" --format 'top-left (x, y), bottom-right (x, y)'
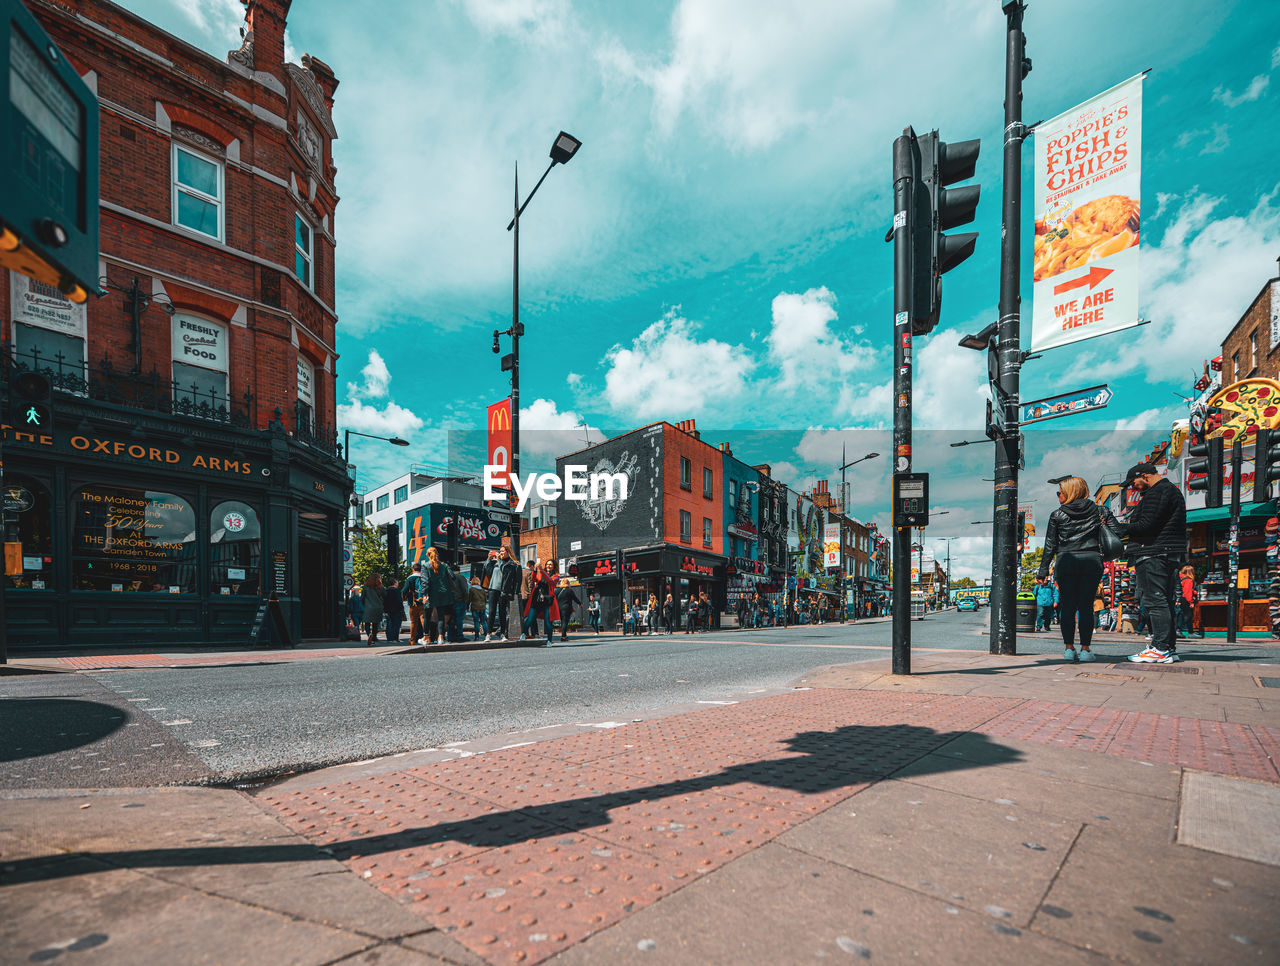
top-left (8, 370), bottom-right (52, 430)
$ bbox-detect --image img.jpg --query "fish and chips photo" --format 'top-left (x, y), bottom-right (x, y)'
top-left (1033, 194), bottom-right (1140, 281)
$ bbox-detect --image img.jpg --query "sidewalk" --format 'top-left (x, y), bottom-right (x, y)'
top-left (3, 649), bottom-right (1277, 964)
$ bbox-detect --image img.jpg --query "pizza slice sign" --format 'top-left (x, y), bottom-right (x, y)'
top-left (1206, 378), bottom-right (1280, 443)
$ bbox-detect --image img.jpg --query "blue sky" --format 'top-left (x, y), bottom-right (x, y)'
top-left (126, 1), bottom-right (1280, 577)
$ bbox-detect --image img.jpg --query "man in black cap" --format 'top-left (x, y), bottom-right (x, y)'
top-left (1118, 462), bottom-right (1186, 663)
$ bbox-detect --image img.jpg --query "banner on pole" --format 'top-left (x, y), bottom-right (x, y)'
top-left (1031, 74), bottom-right (1144, 352)
top-left (487, 399), bottom-right (512, 490)
top-left (823, 523), bottom-right (841, 569)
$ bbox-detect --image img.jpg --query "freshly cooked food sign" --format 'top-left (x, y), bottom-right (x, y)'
top-left (1031, 74), bottom-right (1144, 352)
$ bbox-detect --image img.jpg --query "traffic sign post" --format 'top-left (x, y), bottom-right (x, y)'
top-left (1020, 385), bottom-right (1113, 425)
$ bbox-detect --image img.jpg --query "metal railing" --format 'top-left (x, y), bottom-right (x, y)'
top-left (7, 347), bottom-right (254, 428)
top-left (292, 398), bottom-right (340, 457)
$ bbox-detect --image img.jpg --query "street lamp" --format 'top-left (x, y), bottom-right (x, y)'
top-left (495, 130), bottom-right (582, 568)
top-left (835, 446), bottom-right (879, 618)
top-left (344, 429), bottom-right (410, 461)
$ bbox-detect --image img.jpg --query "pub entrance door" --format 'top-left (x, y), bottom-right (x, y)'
top-left (299, 537), bottom-right (332, 638)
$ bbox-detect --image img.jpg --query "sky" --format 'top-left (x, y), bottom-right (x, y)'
top-left (123, 0), bottom-right (1280, 578)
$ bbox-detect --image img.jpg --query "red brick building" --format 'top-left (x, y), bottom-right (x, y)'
top-left (2, 0), bottom-right (350, 648)
top-left (1219, 258), bottom-right (1280, 384)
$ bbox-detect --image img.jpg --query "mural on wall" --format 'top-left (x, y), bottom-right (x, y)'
top-left (578, 448), bottom-right (639, 531)
top-left (556, 425), bottom-right (663, 557)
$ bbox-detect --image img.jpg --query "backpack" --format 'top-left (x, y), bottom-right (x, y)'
top-left (532, 578), bottom-right (551, 607)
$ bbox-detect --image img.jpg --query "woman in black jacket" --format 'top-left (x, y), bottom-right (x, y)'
top-left (1038, 476), bottom-right (1120, 662)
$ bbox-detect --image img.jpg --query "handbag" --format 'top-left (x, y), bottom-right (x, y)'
top-left (1098, 510), bottom-right (1124, 561)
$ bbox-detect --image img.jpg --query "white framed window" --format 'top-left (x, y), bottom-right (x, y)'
top-left (296, 356), bottom-right (314, 429)
top-left (171, 143), bottom-right (224, 241)
top-left (171, 314), bottom-right (228, 413)
top-left (294, 213), bottom-right (313, 288)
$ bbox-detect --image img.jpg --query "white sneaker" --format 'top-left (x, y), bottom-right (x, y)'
top-left (518, 634), bottom-right (527, 641)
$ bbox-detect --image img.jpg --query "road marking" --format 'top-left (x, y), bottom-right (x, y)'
top-left (712, 641), bottom-right (980, 653)
top-left (696, 700), bottom-right (737, 705)
top-left (161, 719), bottom-right (193, 726)
top-left (190, 739), bottom-right (221, 748)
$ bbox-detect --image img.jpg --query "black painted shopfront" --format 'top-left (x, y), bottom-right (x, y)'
top-left (2, 400), bottom-right (349, 650)
top-left (575, 545), bottom-right (726, 630)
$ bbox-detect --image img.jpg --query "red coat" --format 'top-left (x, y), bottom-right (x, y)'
top-left (522, 571), bottom-right (561, 622)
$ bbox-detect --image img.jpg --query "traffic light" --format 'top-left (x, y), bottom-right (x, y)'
top-left (1, 0), bottom-right (100, 302)
top-left (912, 131), bottom-right (981, 334)
top-left (384, 523), bottom-right (400, 570)
top-left (1185, 436), bottom-right (1224, 508)
top-left (1016, 510), bottom-right (1027, 554)
top-left (1252, 429), bottom-right (1280, 502)
top-left (8, 370), bottom-right (52, 430)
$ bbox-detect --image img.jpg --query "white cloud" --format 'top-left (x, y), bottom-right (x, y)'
top-left (1113, 406), bottom-right (1178, 433)
top-left (602, 309), bottom-right (755, 419)
top-left (173, 0), bottom-right (243, 38)
top-left (347, 350), bottom-right (391, 399)
top-left (566, 372), bottom-right (583, 387)
top-left (1213, 75), bottom-right (1270, 108)
top-left (337, 350), bottom-right (424, 438)
top-left (1200, 123), bottom-right (1230, 155)
top-left (335, 397), bottom-right (423, 438)
top-left (1273, 42), bottom-right (1280, 69)
top-left (767, 287), bottom-right (875, 392)
top-left (456, 0), bottom-right (572, 42)
top-left (519, 397), bottom-right (601, 458)
top-left (633, 0), bottom-right (997, 152)
top-left (1095, 188), bottom-right (1280, 377)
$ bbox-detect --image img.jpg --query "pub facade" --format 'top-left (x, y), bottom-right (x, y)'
top-left (2, 0), bottom-right (348, 648)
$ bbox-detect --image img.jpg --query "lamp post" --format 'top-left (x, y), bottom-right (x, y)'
top-left (494, 131), bottom-right (581, 569)
top-left (343, 429), bottom-right (410, 529)
top-left (835, 446), bottom-right (879, 619)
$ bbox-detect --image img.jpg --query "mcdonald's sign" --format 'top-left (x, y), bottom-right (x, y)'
top-left (487, 399), bottom-right (513, 491)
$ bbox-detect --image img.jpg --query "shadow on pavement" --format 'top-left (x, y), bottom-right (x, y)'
top-left (0, 698), bottom-right (127, 762)
top-left (0, 723), bottom-right (1021, 886)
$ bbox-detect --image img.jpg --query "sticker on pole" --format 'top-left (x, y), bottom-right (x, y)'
top-left (1031, 74), bottom-right (1144, 352)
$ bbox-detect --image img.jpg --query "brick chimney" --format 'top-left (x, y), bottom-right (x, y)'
top-left (719, 441), bottom-right (732, 456)
top-left (244, 0), bottom-right (291, 71)
top-left (675, 418), bottom-right (699, 440)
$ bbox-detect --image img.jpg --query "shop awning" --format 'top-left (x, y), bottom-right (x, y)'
top-left (1186, 500), bottom-right (1277, 524)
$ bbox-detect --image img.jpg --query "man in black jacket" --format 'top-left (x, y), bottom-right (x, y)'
top-left (555, 582), bottom-right (580, 641)
top-left (1118, 462), bottom-right (1186, 663)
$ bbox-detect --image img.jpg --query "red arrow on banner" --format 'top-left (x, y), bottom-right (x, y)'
top-left (1053, 265), bottom-right (1113, 296)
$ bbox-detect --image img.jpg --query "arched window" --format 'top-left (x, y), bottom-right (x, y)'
top-left (211, 501), bottom-right (261, 597)
top-left (72, 486), bottom-right (196, 593)
top-left (4, 474), bottom-right (52, 590)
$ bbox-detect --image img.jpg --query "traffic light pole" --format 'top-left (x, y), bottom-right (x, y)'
top-left (892, 129), bottom-right (916, 676)
top-left (1227, 438), bottom-right (1243, 643)
top-left (990, 0), bottom-right (1029, 656)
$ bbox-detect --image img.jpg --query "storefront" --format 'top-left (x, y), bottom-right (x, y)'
top-left (2, 408), bottom-right (349, 649)
top-left (1186, 503), bottom-right (1277, 638)
top-left (575, 545), bottom-right (726, 630)
top-left (404, 503), bottom-right (508, 570)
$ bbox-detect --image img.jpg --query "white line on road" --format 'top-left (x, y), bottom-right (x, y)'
top-left (161, 719), bottom-right (193, 726)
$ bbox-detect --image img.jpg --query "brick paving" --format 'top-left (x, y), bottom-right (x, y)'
top-left (257, 684), bottom-right (1279, 965)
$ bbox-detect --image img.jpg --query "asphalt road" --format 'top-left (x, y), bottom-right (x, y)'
top-left (4, 609), bottom-right (1276, 789)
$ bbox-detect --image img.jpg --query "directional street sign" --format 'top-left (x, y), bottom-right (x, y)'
top-left (1021, 385), bottom-right (1113, 426)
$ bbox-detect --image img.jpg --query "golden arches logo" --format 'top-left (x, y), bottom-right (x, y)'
top-left (490, 405), bottom-right (511, 431)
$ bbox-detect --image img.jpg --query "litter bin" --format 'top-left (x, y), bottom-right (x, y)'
top-left (1015, 592), bottom-right (1039, 633)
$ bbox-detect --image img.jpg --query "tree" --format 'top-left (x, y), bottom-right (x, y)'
top-left (351, 524), bottom-right (410, 590)
top-left (953, 576), bottom-right (977, 588)
top-left (1019, 548), bottom-right (1045, 591)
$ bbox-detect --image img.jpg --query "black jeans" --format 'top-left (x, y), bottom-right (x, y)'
top-left (1055, 551), bottom-right (1103, 650)
top-left (1134, 554), bottom-right (1181, 653)
top-left (487, 592), bottom-right (509, 638)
